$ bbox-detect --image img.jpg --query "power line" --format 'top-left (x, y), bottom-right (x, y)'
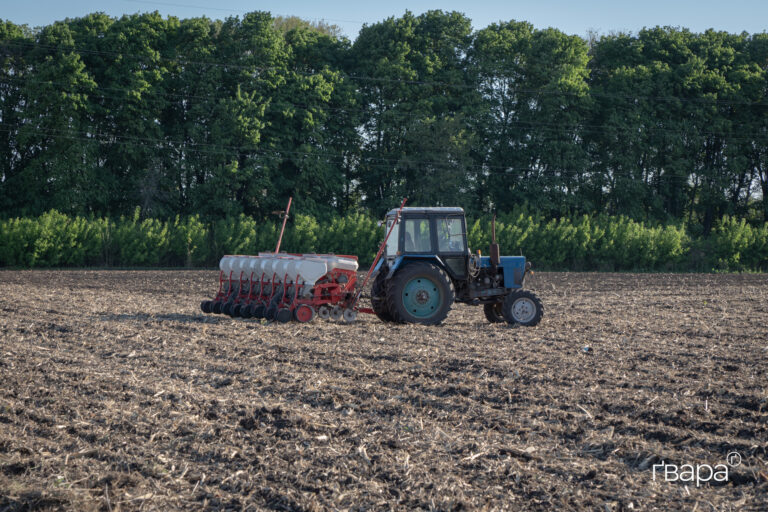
top-left (2, 73), bottom-right (768, 144)
top-left (0, 122), bottom-right (721, 182)
top-left (123, 0), bottom-right (366, 25)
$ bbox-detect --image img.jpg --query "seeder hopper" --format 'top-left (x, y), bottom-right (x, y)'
top-left (200, 252), bottom-right (360, 323)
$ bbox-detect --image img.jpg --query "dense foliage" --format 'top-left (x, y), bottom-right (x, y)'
top-left (1, 11), bottom-right (767, 270)
top-left (1, 12), bottom-right (767, 226)
top-left (1, 210), bottom-right (766, 271)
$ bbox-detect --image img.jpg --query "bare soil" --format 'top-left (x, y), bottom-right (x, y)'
top-left (0, 271), bottom-right (767, 511)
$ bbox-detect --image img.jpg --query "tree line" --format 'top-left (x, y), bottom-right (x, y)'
top-left (1, 10), bottom-right (768, 234)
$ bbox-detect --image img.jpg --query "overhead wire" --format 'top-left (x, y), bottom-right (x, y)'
top-left (123, 0), bottom-right (366, 25)
top-left (0, 122), bottom-right (716, 183)
top-left (1, 73), bottom-right (767, 144)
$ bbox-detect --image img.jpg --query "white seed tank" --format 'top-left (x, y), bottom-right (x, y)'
top-left (219, 254), bottom-right (358, 285)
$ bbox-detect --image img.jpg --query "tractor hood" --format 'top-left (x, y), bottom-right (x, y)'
top-left (478, 255), bottom-right (528, 288)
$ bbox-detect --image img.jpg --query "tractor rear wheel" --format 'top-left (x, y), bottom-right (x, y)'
top-left (502, 290), bottom-right (543, 326)
top-left (371, 271), bottom-right (395, 322)
top-left (386, 262), bottom-right (454, 325)
top-left (483, 302), bottom-right (504, 323)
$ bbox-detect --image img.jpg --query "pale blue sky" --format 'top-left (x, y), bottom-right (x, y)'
top-left (3, 0), bottom-right (767, 39)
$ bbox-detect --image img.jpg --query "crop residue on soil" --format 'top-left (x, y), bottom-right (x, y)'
top-left (0, 271), bottom-right (767, 510)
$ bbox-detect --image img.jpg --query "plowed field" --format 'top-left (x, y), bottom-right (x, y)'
top-left (1, 271), bottom-right (767, 511)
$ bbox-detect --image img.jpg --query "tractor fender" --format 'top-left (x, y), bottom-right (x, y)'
top-left (372, 257), bottom-right (386, 275)
top-left (386, 255), bottom-right (444, 279)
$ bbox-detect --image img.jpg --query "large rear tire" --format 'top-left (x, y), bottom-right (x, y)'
top-left (502, 290), bottom-right (543, 326)
top-left (386, 262), bottom-right (454, 325)
top-left (371, 271), bottom-right (395, 322)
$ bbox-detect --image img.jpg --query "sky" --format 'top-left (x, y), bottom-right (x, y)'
top-left (3, 0), bottom-right (767, 39)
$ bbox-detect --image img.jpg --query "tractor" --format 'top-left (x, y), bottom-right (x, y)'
top-left (369, 207), bottom-right (543, 326)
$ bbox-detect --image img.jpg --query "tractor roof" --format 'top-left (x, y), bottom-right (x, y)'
top-left (386, 207), bottom-right (465, 217)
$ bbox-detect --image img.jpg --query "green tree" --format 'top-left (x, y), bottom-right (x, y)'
top-left (471, 21), bottom-right (591, 216)
top-left (11, 21), bottom-right (97, 215)
top-left (350, 10), bottom-right (478, 214)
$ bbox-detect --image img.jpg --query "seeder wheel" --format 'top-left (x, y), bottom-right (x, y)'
top-left (330, 305), bottom-right (343, 321)
top-left (212, 301), bottom-right (224, 314)
top-left (265, 305), bottom-right (278, 321)
top-left (276, 308), bottom-right (292, 323)
top-left (233, 304), bottom-right (243, 317)
top-left (239, 303), bottom-right (253, 318)
top-left (342, 308), bottom-right (358, 324)
top-left (293, 305), bottom-right (315, 323)
top-left (201, 300), bottom-right (212, 314)
top-left (250, 302), bottom-right (266, 319)
top-left (317, 305), bottom-right (330, 320)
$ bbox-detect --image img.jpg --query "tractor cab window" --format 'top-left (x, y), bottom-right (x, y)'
top-left (404, 218), bottom-right (432, 252)
top-left (437, 217), bottom-right (466, 252)
top-left (385, 217), bottom-right (399, 257)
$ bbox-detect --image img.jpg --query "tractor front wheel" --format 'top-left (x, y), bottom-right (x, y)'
top-left (502, 290), bottom-right (543, 326)
top-left (483, 302), bottom-right (504, 323)
top-left (386, 262), bottom-right (454, 325)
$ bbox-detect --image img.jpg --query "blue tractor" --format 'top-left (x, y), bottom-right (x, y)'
top-left (370, 207), bottom-right (543, 326)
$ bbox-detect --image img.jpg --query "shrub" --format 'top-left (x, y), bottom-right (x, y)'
top-left (0, 209), bottom-right (765, 271)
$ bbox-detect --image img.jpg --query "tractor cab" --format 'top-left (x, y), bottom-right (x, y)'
top-left (383, 207), bottom-right (469, 279)
top-left (372, 205), bottom-right (542, 327)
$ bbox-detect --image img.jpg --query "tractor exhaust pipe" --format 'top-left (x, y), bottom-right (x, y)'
top-left (490, 214), bottom-right (500, 271)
